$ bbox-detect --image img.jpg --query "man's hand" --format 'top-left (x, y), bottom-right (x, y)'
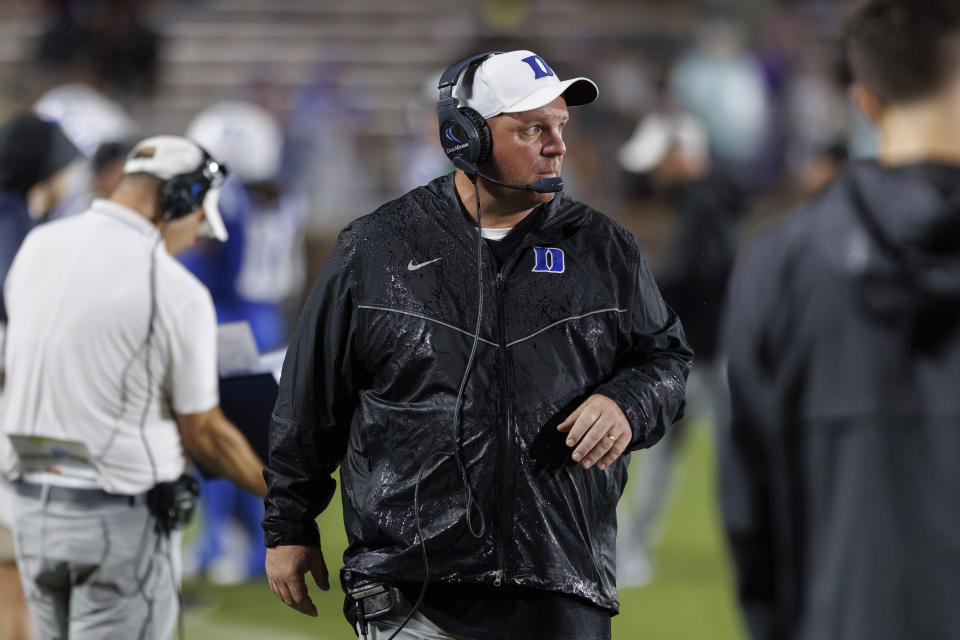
top-left (557, 394), bottom-right (631, 470)
top-left (266, 544), bottom-right (329, 617)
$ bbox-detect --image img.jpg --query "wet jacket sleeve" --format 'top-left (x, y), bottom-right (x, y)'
top-left (595, 245), bottom-right (693, 450)
top-left (262, 239), bottom-right (359, 548)
top-left (719, 238), bottom-right (781, 640)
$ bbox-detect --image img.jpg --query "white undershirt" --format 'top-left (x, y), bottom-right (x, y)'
top-left (480, 227), bottom-right (512, 241)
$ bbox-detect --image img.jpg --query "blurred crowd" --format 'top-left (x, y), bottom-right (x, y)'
top-left (0, 1), bottom-right (873, 237)
top-left (0, 0), bottom-right (883, 632)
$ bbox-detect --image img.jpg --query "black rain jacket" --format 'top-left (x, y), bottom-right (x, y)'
top-left (721, 161), bottom-right (960, 640)
top-left (263, 174), bottom-right (692, 611)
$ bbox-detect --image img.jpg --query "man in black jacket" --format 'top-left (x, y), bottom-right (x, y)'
top-left (263, 50), bottom-right (692, 639)
top-left (721, 2), bottom-right (960, 639)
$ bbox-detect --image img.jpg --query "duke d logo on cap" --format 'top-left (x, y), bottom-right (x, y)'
top-left (521, 55), bottom-right (555, 79)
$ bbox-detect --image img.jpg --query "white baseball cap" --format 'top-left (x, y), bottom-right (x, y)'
top-left (124, 135), bottom-right (229, 241)
top-left (453, 50), bottom-right (598, 119)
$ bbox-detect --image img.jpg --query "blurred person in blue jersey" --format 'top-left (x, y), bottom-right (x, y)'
top-left (616, 108), bottom-right (743, 587)
top-left (0, 111), bottom-right (78, 640)
top-left (721, 1), bottom-right (960, 638)
top-left (184, 101), bottom-right (307, 353)
top-left (181, 101), bottom-right (307, 583)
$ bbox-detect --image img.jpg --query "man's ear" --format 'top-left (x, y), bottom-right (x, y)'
top-left (850, 83), bottom-right (884, 125)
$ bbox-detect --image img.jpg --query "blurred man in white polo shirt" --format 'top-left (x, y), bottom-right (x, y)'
top-left (1, 135), bottom-right (266, 639)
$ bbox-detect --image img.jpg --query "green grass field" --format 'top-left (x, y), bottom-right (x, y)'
top-left (182, 424), bottom-right (747, 639)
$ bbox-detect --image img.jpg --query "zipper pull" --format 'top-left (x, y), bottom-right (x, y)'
top-left (494, 569), bottom-right (503, 587)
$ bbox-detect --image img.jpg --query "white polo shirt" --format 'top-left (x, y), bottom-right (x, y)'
top-left (1, 199), bottom-right (219, 495)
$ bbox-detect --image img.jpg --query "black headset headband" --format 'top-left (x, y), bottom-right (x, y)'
top-left (437, 52), bottom-right (498, 101)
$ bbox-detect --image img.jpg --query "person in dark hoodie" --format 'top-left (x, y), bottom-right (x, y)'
top-left (720, 1), bottom-right (960, 639)
top-left (0, 112), bottom-right (78, 640)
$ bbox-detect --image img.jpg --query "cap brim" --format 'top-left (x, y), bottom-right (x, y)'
top-left (499, 77), bottom-right (598, 116)
top-left (196, 187), bottom-right (228, 242)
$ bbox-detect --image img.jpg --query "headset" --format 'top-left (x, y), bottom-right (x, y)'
top-left (158, 146), bottom-right (228, 222)
top-left (437, 52), bottom-right (498, 175)
top-left (436, 53), bottom-right (563, 193)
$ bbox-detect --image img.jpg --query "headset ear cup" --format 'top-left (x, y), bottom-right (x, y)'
top-left (158, 180), bottom-right (178, 221)
top-left (159, 176), bottom-right (198, 221)
top-left (460, 107), bottom-right (492, 166)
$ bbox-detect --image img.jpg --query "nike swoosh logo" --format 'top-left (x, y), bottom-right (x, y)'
top-left (407, 258), bottom-right (442, 271)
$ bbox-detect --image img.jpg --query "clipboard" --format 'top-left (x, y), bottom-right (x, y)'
top-left (6, 434), bottom-right (99, 483)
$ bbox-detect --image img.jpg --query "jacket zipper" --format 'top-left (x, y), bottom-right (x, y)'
top-left (494, 270), bottom-right (513, 587)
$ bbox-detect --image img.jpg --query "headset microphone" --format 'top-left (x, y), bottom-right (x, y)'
top-left (451, 156), bottom-right (563, 193)
top-left (477, 171), bottom-right (563, 193)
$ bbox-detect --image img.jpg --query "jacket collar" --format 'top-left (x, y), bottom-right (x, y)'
top-left (423, 172), bottom-right (585, 242)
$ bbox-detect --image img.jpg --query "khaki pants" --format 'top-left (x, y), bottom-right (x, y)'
top-left (14, 485), bottom-right (180, 640)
